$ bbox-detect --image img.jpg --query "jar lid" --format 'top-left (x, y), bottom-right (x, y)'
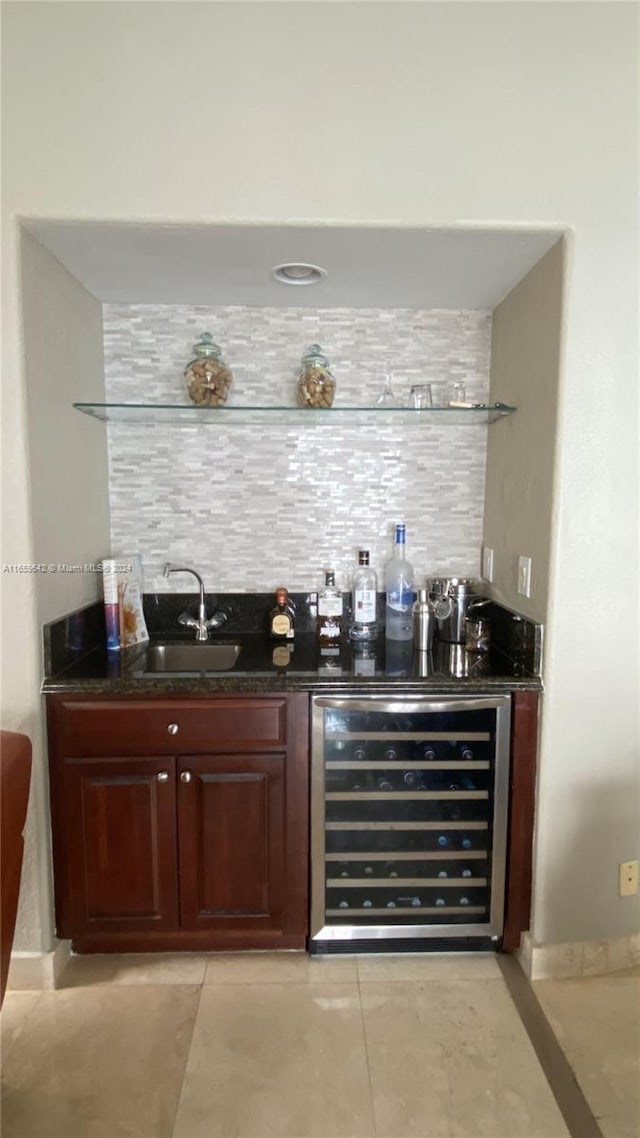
top-left (192, 332), bottom-right (222, 359)
top-left (301, 343), bottom-right (329, 368)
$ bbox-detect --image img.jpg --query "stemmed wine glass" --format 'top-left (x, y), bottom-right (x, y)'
top-left (375, 374), bottom-right (401, 407)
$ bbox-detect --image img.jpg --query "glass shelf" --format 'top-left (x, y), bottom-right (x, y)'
top-left (73, 402), bottom-right (515, 426)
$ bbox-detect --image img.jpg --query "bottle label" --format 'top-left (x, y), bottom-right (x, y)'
top-left (318, 617), bottom-right (341, 641)
top-left (387, 588), bottom-right (415, 612)
top-left (272, 613), bottom-right (291, 636)
top-left (318, 595), bottom-right (343, 618)
top-left (354, 588), bottom-right (376, 623)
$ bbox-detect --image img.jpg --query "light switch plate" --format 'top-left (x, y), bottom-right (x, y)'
top-left (517, 555), bottom-right (532, 598)
top-left (482, 546), bottom-right (494, 583)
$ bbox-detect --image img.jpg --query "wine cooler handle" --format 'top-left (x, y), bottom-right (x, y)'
top-left (314, 696), bottom-right (509, 714)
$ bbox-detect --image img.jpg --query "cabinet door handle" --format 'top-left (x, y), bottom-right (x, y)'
top-left (157, 770), bottom-right (170, 783)
top-left (180, 771), bottom-right (192, 783)
top-left (167, 723), bottom-right (179, 735)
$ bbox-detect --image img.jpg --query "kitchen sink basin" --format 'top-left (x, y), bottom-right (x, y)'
top-left (134, 641), bottom-right (241, 673)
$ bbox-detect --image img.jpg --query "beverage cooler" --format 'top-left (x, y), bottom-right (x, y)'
top-left (309, 694), bottom-right (511, 953)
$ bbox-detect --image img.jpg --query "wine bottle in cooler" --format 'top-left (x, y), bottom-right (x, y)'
top-left (402, 770), bottom-right (421, 787)
top-left (376, 774), bottom-right (394, 791)
top-left (414, 741), bottom-right (438, 762)
top-left (384, 522), bottom-right (415, 641)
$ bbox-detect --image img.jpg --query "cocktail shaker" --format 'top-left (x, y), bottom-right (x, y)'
top-left (412, 589), bottom-right (435, 651)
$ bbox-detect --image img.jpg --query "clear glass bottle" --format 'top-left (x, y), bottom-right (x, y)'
top-left (268, 586), bottom-right (295, 639)
top-left (317, 569), bottom-right (343, 645)
top-left (296, 344), bottom-right (336, 408)
top-left (184, 333), bottom-right (233, 406)
top-left (384, 523), bottom-right (415, 641)
top-left (349, 550), bottom-right (378, 640)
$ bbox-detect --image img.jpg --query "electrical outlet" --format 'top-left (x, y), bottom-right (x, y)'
top-left (517, 555), bottom-right (532, 598)
top-left (482, 546), bottom-right (494, 583)
top-left (619, 860), bottom-right (639, 897)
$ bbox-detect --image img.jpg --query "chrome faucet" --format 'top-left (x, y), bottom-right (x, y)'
top-left (163, 564), bottom-right (227, 641)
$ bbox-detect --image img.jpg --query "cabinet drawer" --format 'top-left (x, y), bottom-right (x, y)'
top-left (49, 697), bottom-right (288, 756)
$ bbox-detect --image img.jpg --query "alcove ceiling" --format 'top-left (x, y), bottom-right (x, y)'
top-left (23, 220), bottom-right (562, 310)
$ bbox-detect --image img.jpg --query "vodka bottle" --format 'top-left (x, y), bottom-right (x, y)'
top-left (349, 550), bottom-right (378, 640)
top-left (384, 523), bottom-right (415, 641)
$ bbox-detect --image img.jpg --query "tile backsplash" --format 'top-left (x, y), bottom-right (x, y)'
top-left (104, 304), bottom-right (491, 592)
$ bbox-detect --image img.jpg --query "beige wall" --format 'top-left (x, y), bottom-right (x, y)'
top-left (2, 1), bottom-right (638, 951)
top-left (484, 239), bottom-right (565, 624)
top-left (21, 230), bottom-right (110, 627)
top-left (5, 233), bottom-right (110, 951)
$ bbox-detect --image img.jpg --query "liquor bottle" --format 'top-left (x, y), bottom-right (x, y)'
top-left (384, 522), bottom-right (415, 641)
top-left (317, 569), bottom-right (343, 645)
top-left (349, 550), bottom-right (378, 640)
top-left (269, 587), bottom-right (295, 639)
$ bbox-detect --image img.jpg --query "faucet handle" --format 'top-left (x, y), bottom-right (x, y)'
top-left (178, 613), bottom-right (199, 630)
top-left (206, 612), bottom-right (227, 630)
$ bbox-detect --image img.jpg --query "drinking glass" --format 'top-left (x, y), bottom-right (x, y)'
top-left (408, 384), bottom-right (433, 409)
top-left (448, 380), bottom-right (466, 404)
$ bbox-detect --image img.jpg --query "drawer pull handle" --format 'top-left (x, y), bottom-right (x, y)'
top-left (157, 771), bottom-right (170, 783)
top-left (180, 771), bottom-right (193, 783)
top-left (167, 723), bottom-right (179, 735)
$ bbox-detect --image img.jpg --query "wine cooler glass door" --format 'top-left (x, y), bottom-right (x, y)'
top-left (310, 695), bottom-right (511, 945)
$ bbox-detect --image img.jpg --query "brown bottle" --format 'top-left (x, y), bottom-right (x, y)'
top-left (269, 587), bottom-right (295, 639)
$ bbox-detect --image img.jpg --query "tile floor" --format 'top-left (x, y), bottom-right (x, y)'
top-left (533, 965), bottom-right (640, 1138)
top-left (0, 952), bottom-right (636, 1138)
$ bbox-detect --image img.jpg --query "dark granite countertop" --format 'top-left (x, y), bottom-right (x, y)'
top-left (40, 596), bottom-right (537, 691)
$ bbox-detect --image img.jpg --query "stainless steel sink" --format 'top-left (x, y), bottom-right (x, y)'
top-left (134, 641), bottom-right (241, 673)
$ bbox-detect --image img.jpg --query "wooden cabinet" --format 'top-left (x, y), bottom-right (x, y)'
top-left (46, 694), bottom-right (309, 953)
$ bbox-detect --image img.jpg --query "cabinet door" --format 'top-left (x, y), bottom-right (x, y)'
top-left (57, 755), bottom-right (179, 936)
top-left (177, 754), bottom-right (286, 931)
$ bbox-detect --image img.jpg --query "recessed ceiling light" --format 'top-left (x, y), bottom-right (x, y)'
top-left (272, 262), bottom-right (327, 286)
